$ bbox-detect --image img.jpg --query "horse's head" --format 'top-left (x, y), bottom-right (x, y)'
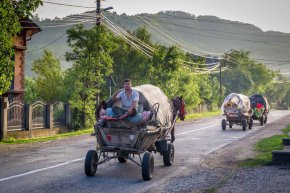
top-left (172, 96), bottom-right (186, 121)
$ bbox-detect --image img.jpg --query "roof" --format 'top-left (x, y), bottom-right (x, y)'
top-left (19, 18), bottom-right (42, 38)
top-left (134, 84), bottom-right (173, 127)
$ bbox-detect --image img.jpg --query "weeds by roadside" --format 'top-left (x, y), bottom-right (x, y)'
top-left (184, 110), bottom-right (220, 121)
top-left (0, 128), bottom-right (93, 145)
top-left (239, 124), bottom-right (290, 167)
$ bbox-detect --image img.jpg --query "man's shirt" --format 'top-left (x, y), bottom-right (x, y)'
top-left (116, 89), bottom-right (139, 110)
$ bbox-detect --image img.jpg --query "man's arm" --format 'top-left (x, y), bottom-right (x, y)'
top-left (128, 90), bottom-right (139, 113)
top-left (112, 90), bottom-right (120, 103)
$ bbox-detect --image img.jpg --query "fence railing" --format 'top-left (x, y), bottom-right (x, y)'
top-left (7, 101), bottom-right (25, 131)
top-left (0, 97), bottom-right (71, 140)
top-left (32, 101), bottom-right (47, 129)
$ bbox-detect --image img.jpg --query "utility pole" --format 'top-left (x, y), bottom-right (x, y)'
top-left (96, 0), bottom-right (113, 26)
top-left (219, 60), bottom-right (222, 104)
top-left (96, 0), bottom-right (101, 25)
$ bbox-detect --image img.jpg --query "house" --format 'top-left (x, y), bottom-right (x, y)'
top-left (2, 18), bottom-right (41, 103)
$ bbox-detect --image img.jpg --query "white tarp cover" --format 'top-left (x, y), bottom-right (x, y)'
top-left (134, 84), bottom-right (173, 127)
top-left (221, 93), bottom-right (251, 113)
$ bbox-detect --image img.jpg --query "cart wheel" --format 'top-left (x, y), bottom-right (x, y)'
top-left (264, 116), bottom-right (267, 124)
top-left (229, 122), bottom-right (233, 128)
top-left (260, 116), bottom-right (264, 126)
top-left (163, 143), bottom-right (174, 166)
top-left (242, 119), bottom-right (247, 131)
top-left (248, 118), bottom-right (253, 129)
top-left (142, 152), bottom-right (154, 181)
top-left (84, 150), bottom-right (98, 176)
top-left (222, 119), bottom-right (227, 130)
top-left (117, 153), bottom-right (128, 163)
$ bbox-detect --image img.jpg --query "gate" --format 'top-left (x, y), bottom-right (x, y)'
top-left (7, 101), bottom-right (25, 131)
top-left (32, 101), bottom-right (47, 129)
top-left (53, 102), bottom-right (65, 127)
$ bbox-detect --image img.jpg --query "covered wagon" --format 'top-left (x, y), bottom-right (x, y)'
top-left (249, 94), bottom-right (270, 125)
top-left (84, 84), bottom-right (179, 181)
top-left (221, 93), bottom-right (253, 131)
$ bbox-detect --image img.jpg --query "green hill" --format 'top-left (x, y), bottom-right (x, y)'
top-left (25, 11), bottom-right (290, 76)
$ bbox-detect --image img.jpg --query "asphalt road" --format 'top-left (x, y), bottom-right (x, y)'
top-left (0, 110), bottom-right (289, 193)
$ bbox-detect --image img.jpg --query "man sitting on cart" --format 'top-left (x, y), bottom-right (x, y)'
top-left (112, 79), bottom-right (139, 119)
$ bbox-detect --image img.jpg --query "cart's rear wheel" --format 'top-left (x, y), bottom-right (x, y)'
top-left (229, 122), bottom-right (233, 128)
top-left (84, 150), bottom-right (98, 176)
top-left (222, 119), bottom-right (227, 130)
top-left (260, 116), bottom-right (264, 126)
top-left (142, 152), bottom-right (154, 181)
top-left (117, 153), bottom-right (128, 163)
top-left (163, 143), bottom-right (174, 166)
top-left (242, 119), bottom-right (247, 131)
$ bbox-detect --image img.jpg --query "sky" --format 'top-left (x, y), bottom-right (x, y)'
top-left (34, 0), bottom-right (290, 33)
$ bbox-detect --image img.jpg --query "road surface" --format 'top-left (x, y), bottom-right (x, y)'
top-left (0, 110), bottom-right (289, 193)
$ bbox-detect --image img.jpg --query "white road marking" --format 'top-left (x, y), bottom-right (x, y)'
top-left (0, 123), bottom-right (220, 182)
top-left (0, 158), bottom-right (84, 182)
top-left (176, 124), bottom-right (220, 136)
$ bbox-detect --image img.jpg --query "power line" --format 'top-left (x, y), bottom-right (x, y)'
top-left (43, 1), bottom-right (95, 8)
top-left (27, 32), bottom-right (67, 52)
top-left (103, 15), bottom-right (229, 74)
top-left (153, 13), bottom-right (290, 38)
top-left (144, 16), bottom-right (290, 45)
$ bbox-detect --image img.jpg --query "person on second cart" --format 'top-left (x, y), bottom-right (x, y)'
top-left (112, 79), bottom-right (139, 119)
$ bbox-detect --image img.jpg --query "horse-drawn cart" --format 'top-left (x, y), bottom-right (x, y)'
top-left (221, 93), bottom-right (253, 131)
top-left (249, 94), bottom-right (270, 125)
top-left (84, 84), bottom-right (179, 181)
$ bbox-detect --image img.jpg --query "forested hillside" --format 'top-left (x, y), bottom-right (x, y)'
top-left (26, 11), bottom-right (290, 76)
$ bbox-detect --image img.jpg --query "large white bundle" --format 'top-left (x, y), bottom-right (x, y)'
top-left (221, 93), bottom-right (251, 113)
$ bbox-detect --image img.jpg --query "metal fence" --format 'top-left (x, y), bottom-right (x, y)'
top-left (7, 101), bottom-right (25, 131)
top-left (32, 101), bottom-right (47, 129)
top-left (53, 102), bottom-right (65, 127)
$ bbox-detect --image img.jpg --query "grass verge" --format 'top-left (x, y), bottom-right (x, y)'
top-left (184, 110), bottom-right (220, 121)
top-left (239, 125), bottom-right (290, 167)
top-left (0, 128), bottom-right (93, 145)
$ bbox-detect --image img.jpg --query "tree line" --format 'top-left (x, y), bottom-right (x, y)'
top-left (22, 24), bottom-right (290, 130)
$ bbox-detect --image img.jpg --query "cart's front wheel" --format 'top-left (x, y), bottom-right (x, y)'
top-left (84, 150), bottom-right (98, 176)
top-left (163, 143), bottom-right (174, 166)
top-left (264, 116), bottom-right (267, 124)
top-left (222, 119), bottom-right (227, 130)
top-left (260, 116), bottom-right (264, 126)
top-left (248, 118), bottom-right (253, 129)
top-left (142, 152), bottom-right (154, 181)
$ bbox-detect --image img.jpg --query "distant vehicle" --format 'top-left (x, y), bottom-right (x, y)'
top-left (249, 94), bottom-right (270, 125)
top-left (84, 84), bottom-right (184, 181)
top-left (221, 93), bottom-right (253, 131)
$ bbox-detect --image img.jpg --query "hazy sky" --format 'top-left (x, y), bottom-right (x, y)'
top-left (34, 0), bottom-right (290, 33)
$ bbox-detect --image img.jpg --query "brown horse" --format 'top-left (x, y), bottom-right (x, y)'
top-left (170, 96), bottom-right (186, 142)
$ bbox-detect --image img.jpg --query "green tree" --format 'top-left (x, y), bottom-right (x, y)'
top-left (65, 24), bottom-right (116, 129)
top-left (32, 50), bottom-right (64, 103)
top-left (24, 76), bottom-right (38, 103)
top-left (223, 50), bottom-right (274, 96)
top-left (110, 27), bottom-right (152, 88)
top-left (265, 74), bottom-right (290, 108)
top-left (0, 0), bottom-right (42, 95)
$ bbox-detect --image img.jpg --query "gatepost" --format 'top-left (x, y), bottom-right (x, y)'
top-left (25, 104), bottom-right (32, 131)
top-left (0, 97), bottom-right (8, 140)
top-left (46, 104), bottom-right (53, 129)
top-left (65, 104), bottom-right (71, 126)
